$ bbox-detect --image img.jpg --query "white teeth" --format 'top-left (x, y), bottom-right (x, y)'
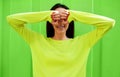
top-left (57, 26), bottom-right (65, 28)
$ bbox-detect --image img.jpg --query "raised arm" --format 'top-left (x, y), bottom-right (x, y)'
top-left (68, 10), bottom-right (115, 47)
top-left (7, 11), bottom-right (52, 44)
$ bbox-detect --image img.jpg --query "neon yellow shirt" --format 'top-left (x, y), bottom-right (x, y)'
top-left (7, 10), bottom-right (115, 77)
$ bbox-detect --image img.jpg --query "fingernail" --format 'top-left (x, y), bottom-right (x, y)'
top-left (65, 10), bottom-right (69, 14)
top-left (54, 11), bottom-right (59, 14)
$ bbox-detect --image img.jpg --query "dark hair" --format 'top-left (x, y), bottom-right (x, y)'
top-left (46, 3), bottom-right (74, 38)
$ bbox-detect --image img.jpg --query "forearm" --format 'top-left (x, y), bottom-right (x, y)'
top-left (69, 10), bottom-right (115, 29)
top-left (7, 11), bottom-right (52, 26)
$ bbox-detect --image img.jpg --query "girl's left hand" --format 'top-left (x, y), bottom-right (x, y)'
top-left (51, 10), bottom-right (69, 21)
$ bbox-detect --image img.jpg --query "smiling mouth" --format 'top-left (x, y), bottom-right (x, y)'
top-left (56, 25), bottom-right (65, 29)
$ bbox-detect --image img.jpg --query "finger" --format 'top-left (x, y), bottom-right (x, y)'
top-left (51, 11), bottom-right (59, 16)
top-left (51, 11), bottom-right (60, 19)
top-left (53, 14), bottom-right (61, 18)
top-left (53, 11), bottom-right (59, 14)
top-left (52, 16), bottom-right (60, 20)
top-left (60, 13), bottom-right (68, 17)
top-left (60, 17), bottom-right (67, 20)
top-left (60, 10), bottom-right (69, 15)
top-left (60, 12), bottom-right (69, 20)
top-left (60, 14), bottom-right (69, 20)
top-left (51, 14), bottom-right (61, 20)
top-left (65, 10), bottom-right (69, 15)
top-left (52, 20), bottom-right (59, 26)
top-left (51, 16), bottom-right (60, 21)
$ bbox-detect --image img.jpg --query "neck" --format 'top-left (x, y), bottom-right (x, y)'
top-left (52, 32), bottom-right (68, 40)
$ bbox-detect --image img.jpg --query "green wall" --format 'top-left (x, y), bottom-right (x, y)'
top-left (0, 0), bottom-right (119, 77)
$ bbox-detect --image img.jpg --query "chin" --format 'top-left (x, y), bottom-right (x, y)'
top-left (58, 31), bottom-right (66, 34)
top-left (56, 30), bottom-right (66, 34)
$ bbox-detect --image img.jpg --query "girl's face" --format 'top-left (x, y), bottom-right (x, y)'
top-left (51, 7), bottom-right (69, 34)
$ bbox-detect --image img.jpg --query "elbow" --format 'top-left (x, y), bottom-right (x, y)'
top-left (6, 15), bottom-right (15, 25)
top-left (6, 15), bottom-right (26, 25)
top-left (6, 15), bottom-right (15, 26)
top-left (104, 18), bottom-right (115, 29)
top-left (6, 15), bottom-right (12, 23)
top-left (109, 19), bottom-right (115, 28)
top-left (6, 15), bottom-right (16, 24)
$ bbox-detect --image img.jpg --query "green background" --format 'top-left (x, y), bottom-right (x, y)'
top-left (0, 0), bottom-right (119, 77)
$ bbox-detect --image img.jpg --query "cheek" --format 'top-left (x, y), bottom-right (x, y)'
top-left (51, 23), bottom-right (57, 29)
top-left (52, 25), bottom-right (56, 29)
top-left (65, 24), bottom-right (69, 30)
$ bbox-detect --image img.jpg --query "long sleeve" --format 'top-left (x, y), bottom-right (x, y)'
top-left (7, 11), bottom-right (52, 44)
top-left (69, 10), bottom-right (115, 47)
